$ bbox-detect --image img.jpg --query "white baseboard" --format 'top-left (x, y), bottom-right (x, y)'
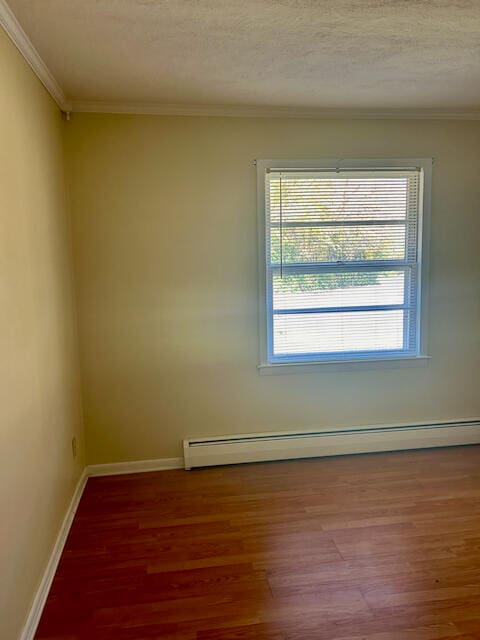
top-left (19, 468), bottom-right (88, 640)
top-left (86, 457), bottom-right (184, 477)
top-left (184, 419), bottom-right (480, 469)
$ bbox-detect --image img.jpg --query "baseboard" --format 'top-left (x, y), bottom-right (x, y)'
top-left (19, 467), bottom-right (88, 640)
top-left (86, 457), bottom-right (184, 477)
top-left (184, 419), bottom-right (480, 469)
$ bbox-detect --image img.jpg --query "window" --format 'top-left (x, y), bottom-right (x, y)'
top-left (257, 159), bottom-right (431, 371)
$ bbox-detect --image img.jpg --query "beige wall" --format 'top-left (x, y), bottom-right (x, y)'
top-left (66, 113), bottom-right (480, 465)
top-left (0, 29), bottom-right (84, 640)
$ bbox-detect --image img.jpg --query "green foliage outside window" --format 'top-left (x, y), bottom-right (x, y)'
top-left (270, 178), bottom-right (404, 291)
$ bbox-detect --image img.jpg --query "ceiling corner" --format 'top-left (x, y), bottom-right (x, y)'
top-left (0, 0), bottom-right (70, 111)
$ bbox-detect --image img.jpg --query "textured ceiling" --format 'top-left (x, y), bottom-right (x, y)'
top-left (7, 0), bottom-right (480, 109)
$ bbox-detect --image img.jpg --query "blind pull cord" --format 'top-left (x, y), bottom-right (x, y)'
top-left (279, 174), bottom-right (283, 279)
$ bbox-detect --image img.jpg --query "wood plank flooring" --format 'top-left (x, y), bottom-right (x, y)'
top-left (35, 446), bottom-right (480, 639)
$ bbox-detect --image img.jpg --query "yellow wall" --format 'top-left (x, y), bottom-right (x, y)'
top-left (66, 113), bottom-right (480, 464)
top-left (0, 29), bottom-right (84, 640)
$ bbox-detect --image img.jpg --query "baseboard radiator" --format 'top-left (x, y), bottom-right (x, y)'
top-left (183, 419), bottom-right (480, 469)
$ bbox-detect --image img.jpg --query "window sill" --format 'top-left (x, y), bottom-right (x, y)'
top-left (258, 355), bottom-right (431, 375)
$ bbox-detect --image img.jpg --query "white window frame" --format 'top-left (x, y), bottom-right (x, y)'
top-left (257, 158), bottom-right (432, 374)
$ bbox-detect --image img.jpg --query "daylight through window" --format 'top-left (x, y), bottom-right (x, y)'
top-left (259, 161), bottom-right (429, 366)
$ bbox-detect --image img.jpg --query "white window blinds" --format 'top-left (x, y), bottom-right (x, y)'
top-left (262, 165), bottom-right (426, 364)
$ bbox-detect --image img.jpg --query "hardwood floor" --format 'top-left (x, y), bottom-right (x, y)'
top-left (35, 446), bottom-right (480, 639)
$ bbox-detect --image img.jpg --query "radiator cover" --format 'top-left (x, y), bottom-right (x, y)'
top-left (183, 419), bottom-right (480, 469)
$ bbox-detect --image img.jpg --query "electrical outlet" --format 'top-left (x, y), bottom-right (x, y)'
top-left (71, 437), bottom-right (77, 459)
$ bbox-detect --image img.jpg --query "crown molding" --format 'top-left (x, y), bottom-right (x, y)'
top-left (0, 0), bottom-right (70, 111)
top-left (72, 100), bottom-right (480, 120)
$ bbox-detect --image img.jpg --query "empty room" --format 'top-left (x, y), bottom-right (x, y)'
top-left (2, 1), bottom-right (480, 639)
